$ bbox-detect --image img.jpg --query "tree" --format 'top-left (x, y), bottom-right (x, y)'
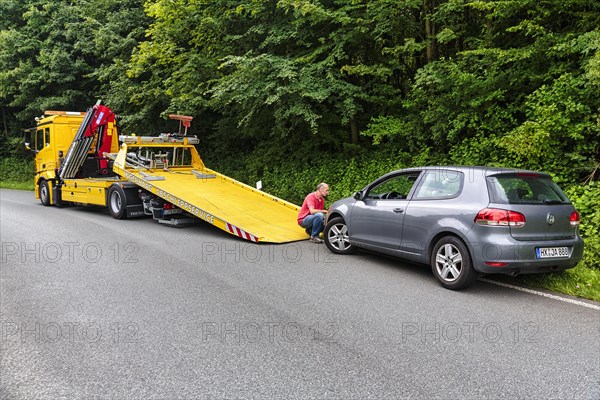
top-left (0, 0), bottom-right (148, 132)
top-left (363, 0), bottom-right (600, 182)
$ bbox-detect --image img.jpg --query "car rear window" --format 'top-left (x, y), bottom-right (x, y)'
top-left (487, 173), bottom-right (570, 205)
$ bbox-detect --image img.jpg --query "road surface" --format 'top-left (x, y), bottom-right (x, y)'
top-left (1, 189), bottom-right (599, 399)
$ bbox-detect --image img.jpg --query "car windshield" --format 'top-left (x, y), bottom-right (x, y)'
top-left (487, 173), bottom-right (570, 205)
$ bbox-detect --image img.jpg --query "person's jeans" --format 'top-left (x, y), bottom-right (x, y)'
top-left (300, 213), bottom-right (324, 237)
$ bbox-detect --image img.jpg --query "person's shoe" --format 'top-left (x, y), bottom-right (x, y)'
top-left (310, 236), bottom-right (324, 244)
top-left (305, 228), bottom-right (311, 236)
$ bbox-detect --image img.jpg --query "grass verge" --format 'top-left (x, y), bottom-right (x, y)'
top-left (514, 252), bottom-right (600, 302)
top-left (0, 180), bottom-right (34, 190)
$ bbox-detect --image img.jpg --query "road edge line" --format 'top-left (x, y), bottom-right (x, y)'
top-left (480, 278), bottom-right (600, 311)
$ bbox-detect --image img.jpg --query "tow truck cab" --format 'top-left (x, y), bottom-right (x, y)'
top-left (27, 110), bottom-right (120, 205)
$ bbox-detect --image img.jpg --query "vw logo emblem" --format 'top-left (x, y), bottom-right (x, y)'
top-left (547, 213), bottom-right (555, 225)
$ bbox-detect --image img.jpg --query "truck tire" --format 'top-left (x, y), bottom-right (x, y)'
top-left (108, 185), bottom-right (127, 219)
top-left (39, 180), bottom-right (51, 206)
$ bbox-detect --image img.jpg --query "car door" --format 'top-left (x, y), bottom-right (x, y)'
top-left (400, 169), bottom-right (465, 261)
top-left (349, 171), bottom-right (422, 253)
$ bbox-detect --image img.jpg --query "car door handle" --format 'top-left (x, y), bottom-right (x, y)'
top-left (393, 208), bottom-right (404, 214)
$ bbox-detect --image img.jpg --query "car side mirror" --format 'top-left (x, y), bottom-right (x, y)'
top-left (353, 191), bottom-right (363, 201)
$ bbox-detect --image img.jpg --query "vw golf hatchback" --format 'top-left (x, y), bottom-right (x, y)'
top-left (324, 166), bottom-right (584, 290)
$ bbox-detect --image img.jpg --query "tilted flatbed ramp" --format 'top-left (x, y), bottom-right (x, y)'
top-left (113, 139), bottom-right (307, 243)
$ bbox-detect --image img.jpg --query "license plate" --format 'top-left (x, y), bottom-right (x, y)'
top-left (163, 209), bottom-right (182, 215)
top-left (536, 247), bottom-right (569, 259)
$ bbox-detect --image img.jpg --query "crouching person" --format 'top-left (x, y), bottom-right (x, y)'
top-left (297, 182), bottom-right (329, 243)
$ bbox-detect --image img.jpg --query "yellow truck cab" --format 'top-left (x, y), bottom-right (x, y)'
top-left (28, 110), bottom-right (120, 205)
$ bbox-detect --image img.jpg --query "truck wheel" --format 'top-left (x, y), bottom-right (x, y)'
top-left (431, 236), bottom-right (477, 290)
top-left (39, 180), bottom-right (51, 206)
top-left (108, 185), bottom-right (127, 219)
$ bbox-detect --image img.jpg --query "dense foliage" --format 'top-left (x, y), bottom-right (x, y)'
top-left (2, 0), bottom-right (599, 181)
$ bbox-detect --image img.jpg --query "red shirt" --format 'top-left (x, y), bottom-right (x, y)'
top-left (297, 192), bottom-right (324, 224)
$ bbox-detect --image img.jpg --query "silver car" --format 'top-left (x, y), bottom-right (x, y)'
top-left (324, 166), bottom-right (584, 290)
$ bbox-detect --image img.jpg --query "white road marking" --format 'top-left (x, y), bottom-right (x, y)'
top-left (480, 278), bottom-right (600, 311)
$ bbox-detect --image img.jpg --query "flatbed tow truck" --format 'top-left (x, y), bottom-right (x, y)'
top-left (27, 101), bottom-right (307, 243)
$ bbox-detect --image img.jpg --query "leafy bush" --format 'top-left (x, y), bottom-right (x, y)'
top-left (0, 157), bottom-right (34, 188)
top-left (213, 147), bottom-right (427, 206)
top-left (566, 182), bottom-right (600, 270)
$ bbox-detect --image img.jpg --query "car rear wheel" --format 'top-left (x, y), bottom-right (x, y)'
top-left (324, 217), bottom-right (356, 255)
top-left (431, 236), bottom-right (477, 290)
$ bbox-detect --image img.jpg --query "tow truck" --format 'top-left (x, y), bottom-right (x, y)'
top-left (26, 101), bottom-right (307, 243)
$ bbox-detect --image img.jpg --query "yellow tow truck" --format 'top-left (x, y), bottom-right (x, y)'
top-left (27, 102), bottom-right (307, 243)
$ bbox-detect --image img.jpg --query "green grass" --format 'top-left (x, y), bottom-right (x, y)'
top-left (0, 180), bottom-right (34, 190)
top-left (514, 263), bottom-right (600, 302)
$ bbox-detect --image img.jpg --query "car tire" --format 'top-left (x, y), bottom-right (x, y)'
top-left (39, 180), bottom-right (51, 206)
top-left (324, 217), bottom-right (356, 255)
top-left (431, 236), bottom-right (477, 290)
top-left (108, 185), bottom-right (127, 220)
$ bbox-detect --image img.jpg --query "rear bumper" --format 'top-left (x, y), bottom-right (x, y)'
top-left (469, 234), bottom-right (584, 275)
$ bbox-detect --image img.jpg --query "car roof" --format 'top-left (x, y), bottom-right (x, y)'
top-left (390, 165), bottom-right (551, 178)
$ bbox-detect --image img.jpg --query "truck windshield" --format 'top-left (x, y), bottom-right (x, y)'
top-left (127, 146), bottom-right (193, 169)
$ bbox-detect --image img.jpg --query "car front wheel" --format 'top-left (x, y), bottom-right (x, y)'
top-left (324, 217), bottom-right (356, 255)
top-left (431, 236), bottom-right (477, 290)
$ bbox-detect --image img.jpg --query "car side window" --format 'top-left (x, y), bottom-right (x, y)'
top-left (366, 173), bottom-right (420, 200)
top-left (414, 170), bottom-right (463, 199)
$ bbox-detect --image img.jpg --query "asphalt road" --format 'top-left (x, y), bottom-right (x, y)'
top-left (1, 188), bottom-right (599, 399)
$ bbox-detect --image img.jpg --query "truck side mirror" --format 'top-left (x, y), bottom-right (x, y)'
top-left (24, 142), bottom-right (38, 154)
top-left (24, 130), bottom-right (37, 153)
top-left (25, 142), bottom-right (39, 155)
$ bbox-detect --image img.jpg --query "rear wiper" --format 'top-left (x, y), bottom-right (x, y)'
top-left (543, 199), bottom-right (563, 205)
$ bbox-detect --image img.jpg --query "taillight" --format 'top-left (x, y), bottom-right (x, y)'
top-left (570, 211), bottom-right (580, 226)
top-left (484, 262), bottom-right (508, 267)
top-left (164, 203), bottom-right (174, 210)
top-left (475, 208), bottom-right (526, 227)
